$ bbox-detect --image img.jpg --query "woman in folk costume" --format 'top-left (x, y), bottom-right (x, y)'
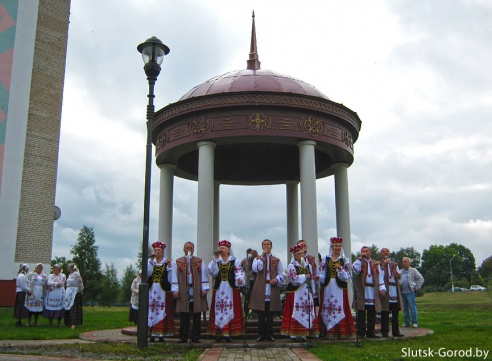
top-left (25, 263), bottom-right (47, 326)
top-left (207, 240), bottom-right (245, 342)
top-left (147, 241), bottom-right (175, 342)
top-left (281, 245), bottom-right (319, 340)
top-left (318, 236), bottom-right (356, 339)
top-left (43, 264), bottom-right (66, 327)
top-left (64, 263), bottom-right (84, 329)
top-left (14, 264), bottom-right (31, 326)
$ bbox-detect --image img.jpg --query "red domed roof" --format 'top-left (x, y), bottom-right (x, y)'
top-left (179, 69), bottom-right (330, 101)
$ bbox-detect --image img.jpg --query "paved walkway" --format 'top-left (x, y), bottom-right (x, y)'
top-left (0, 326), bottom-right (432, 361)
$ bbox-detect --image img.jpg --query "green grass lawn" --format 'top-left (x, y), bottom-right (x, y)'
top-left (310, 291), bottom-right (492, 361)
top-left (0, 291), bottom-right (491, 360)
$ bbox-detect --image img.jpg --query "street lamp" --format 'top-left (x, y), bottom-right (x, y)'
top-left (136, 36), bottom-right (170, 349)
top-left (444, 254), bottom-right (456, 292)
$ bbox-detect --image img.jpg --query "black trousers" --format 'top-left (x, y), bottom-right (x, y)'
top-left (357, 305), bottom-right (376, 336)
top-left (179, 302), bottom-right (202, 341)
top-left (381, 302), bottom-right (400, 336)
top-left (256, 301), bottom-right (274, 338)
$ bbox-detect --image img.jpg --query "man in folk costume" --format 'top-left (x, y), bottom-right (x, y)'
top-left (207, 240), bottom-right (245, 342)
top-left (318, 236), bottom-right (356, 339)
top-left (379, 247), bottom-right (404, 338)
top-left (297, 239), bottom-right (320, 306)
top-left (352, 246), bottom-right (386, 338)
top-left (147, 241), bottom-right (175, 342)
top-left (249, 239), bottom-right (284, 342)
top-left (281, 245), bottom-right (319, 340)
top-left (172, 241), bottom-right (209, 343)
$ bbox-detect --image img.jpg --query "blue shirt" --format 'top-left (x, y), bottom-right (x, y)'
top-left (400, 269), bottom-right (412, 293)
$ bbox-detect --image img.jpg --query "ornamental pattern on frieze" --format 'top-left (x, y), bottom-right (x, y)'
top-left (155, 131), bottom-right (170, 150)
top-left (301, 116), bottom-right (323, 137)
top-left (342, 130), bottom-right (353, 150)
top-left (248, 112), bottom-right (271, 131)
top-left (190, 116), bottom-right (210, 138)
top-left (156, 93), bottom-right (360, 132)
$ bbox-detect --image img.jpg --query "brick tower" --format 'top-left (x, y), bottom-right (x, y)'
top-left (0, 0), bottom-right (71, 305)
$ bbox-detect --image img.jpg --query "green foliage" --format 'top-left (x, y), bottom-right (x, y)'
top-left (70, 225), bottom-right (103, 306)
top-left (99, 263), bottom-right (120, 307)
top-left (421, 243), bottom-right (476, 290)
top-left (390, 246), bottom-right (421, 268)
top-left (478, 256), bottom-right (492, 283)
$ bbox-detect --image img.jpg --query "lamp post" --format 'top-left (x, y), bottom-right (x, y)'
top-left (136, 36), bottom-right (170, 349)
top-left (444, 254), bottom-right (456, 292)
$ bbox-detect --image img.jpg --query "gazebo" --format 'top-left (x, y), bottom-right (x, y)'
top-left (152, 13), bottom-right (361, 263)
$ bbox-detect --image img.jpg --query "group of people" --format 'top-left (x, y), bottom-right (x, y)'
top-left (353, 246), bottom-right (425, 338)
top-left (14, 263), bottom-right (84, 329)
top-left (142, 237), bottom-right (423, 343)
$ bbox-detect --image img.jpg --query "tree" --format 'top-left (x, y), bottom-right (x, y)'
top-left (70, 225), bottom-right (102, 306)
top-left (120, 264), bottom-right (138, 305)
top-left (477, 256), bottom-right (492, 284)
top-left (447, 243), bottom-right (476, 283)
top-left (420, 245), bottom-right (449, 290)
top-left (99, 263), bottom-right (120, 307)
top-left (390, 247), bottom-right (421, 268)
top-left (421, 243), bottom-right (476, 290)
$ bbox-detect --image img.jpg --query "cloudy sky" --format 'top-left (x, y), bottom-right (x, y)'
top-left (53, 0), bottom-right (492, 277)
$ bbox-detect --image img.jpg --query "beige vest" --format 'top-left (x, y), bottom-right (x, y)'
top-left (248, 255), bottom-right (282, 312)
top-left (380, 260), bottom-right (403, 311)
top-left (354, 259), bottom-right (382, 312)
top-left (175, 256), bottom-right (209, 313)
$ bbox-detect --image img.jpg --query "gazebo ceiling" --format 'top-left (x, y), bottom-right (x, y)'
top-left (152, 13), bottom-right (361, 185)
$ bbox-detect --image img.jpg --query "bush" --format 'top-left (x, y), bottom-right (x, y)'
top-left (423, 285), bottom-right (435, 293)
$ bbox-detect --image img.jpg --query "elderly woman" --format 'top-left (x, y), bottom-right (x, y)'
top-left (208, 240), bottom-right (245, 342)
top-left (64, 264), bottom-right (84, 329)
top-left (25, 263), bottom-right (47, 326)
top-left (281, 245), bottom-right (319, 340)
top-left (14, 264), bottom-right (31, 326)
top-left (43, 264), bottom-right (66, 327)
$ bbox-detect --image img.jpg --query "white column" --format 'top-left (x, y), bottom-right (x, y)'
top-left (332, 163), bottom-right (351, 259)
top-left (286, 181), bottom-right (299, 253)
top-left (158, 164), bottom-right (175, 259)
top-left (332, 163), bottom-right (353, 303)
top-left (298, 140), bottom-right (318, 259)
top-left (196, 141), bottom-right (215, 260)
top-left (214, 182), bottom-right (220, 245)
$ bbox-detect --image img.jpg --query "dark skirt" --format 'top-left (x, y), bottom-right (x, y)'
top-left (129, 306), bottom-right (138, 324)
top-left (64, 292), bottom-right (83, 326)
top-left (43, 309), bottom-right (64, 320)
top-left (13, 292), bottom-right (29, 320)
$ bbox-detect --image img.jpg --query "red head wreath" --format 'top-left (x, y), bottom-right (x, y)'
top-left (152, 241), bottom-right (166, 250)
top-left (330, 237), bottom-right (343, 245)
top-left (217, 240), bottom-right (231, 248)
top-left (289, 245), bottom-right (303, 254)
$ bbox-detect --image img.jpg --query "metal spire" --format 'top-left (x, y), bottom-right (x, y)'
top-left (246, 10), bottom-right (261, 70)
